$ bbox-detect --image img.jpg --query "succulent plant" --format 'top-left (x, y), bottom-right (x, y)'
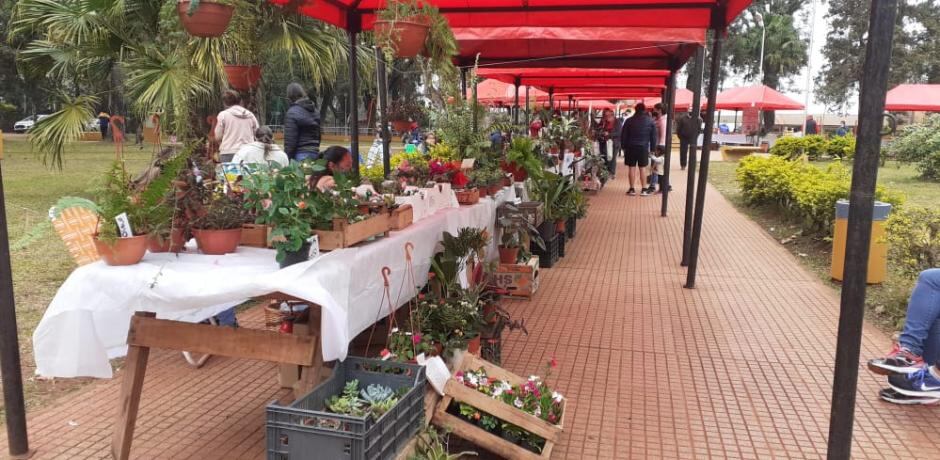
top-left (360, 384), bottom-right (395, 405)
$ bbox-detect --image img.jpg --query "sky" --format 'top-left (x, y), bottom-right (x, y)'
top-left (685, 0), bottom-right (857, 116)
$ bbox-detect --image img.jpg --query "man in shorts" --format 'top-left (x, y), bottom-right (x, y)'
top-left (619, 103), bottom-right (657, 196)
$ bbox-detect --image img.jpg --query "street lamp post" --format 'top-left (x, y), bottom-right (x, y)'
top-left (756, 13), bottom-right (766, 84)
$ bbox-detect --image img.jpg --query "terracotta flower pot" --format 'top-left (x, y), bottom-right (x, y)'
top-left (498, 246), bottom-right (519, 264)
top-left (193, 228), bottom-right (242, 255)
top-left (374, 19), bottom-right (430, 58)
top-left (488, 184), bottom-right (503, 196)
top-left (391, 119), bottom-right (411, 133)
top-left (224, 65), bottom-right (262, 91)
top-left (478, 187), bottom-right (489, 198)
top-left (148, 228), bottom-right (187, 253)
top-left (94, 234), bottom-right (149, 266)
top-left (467, 336), bottom-right (481, 355)
top-left (177, 1), bottom-right (234, 38)
top-left (555, 219), bottom-right (566, 234)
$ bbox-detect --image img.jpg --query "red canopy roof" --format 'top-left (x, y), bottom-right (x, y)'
top-left (644, 88), bottom-right (704, 112)
top-left (455, 26), bottom-right (704, 69)
top-left (712, 84), bottom-right (804, 111)
top-left (270, 1), bottom-right (753, 32)
top-left (477, 67), bottom-right (669, 99)
top-left (885, 84), bottom-right (940, 111)
top-left (474, 79), bottom-right (548, 105)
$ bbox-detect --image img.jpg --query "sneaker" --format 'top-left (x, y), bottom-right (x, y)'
top-left (627, 188), bottom-right (636, 196)
top-left (868, 344), bottom-right (925, 375)
top-left (879, 387), bottom-right (940, 405)
top-left (640, 189), bottom-right (651, 197)
top-left (888, 366), bottom-right (940, 398)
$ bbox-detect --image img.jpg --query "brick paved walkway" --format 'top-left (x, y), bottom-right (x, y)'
top-left (4, 167), bottom-right (940, 459)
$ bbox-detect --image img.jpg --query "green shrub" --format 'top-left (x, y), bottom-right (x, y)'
top-left (825, 135), bottom-right (856, 159)
top-left (886, 115), bottom-right (940, 180)
top-left (737, 155), bottom-right (804, 206)
top-left (802, 135), bottom-right (827, 160)
top-left (769, 136), bottom-right (805, 160)
top-left (886, 206), bottom-right (940, 280)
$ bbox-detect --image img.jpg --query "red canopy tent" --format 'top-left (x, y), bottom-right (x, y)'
top-left (644, 88), bottom-right (704, 111)
top-left (474, 79), bottom-right (548, 105)
top-left (712, 84), bottom-right (804, 110)
top-left (885, 84), bottom-right (940, 111)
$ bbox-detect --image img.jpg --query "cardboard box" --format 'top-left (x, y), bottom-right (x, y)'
top-left (493, 256), bottom-right (540, 298)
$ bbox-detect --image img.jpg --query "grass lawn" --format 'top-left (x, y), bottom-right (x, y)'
top-left (708, 158), bottom-right (940, 332)
top-left (1, 135), bottom-right (152, 417)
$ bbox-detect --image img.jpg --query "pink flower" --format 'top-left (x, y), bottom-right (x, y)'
top-left (261, 199), bottom-right (272, 210)
top-left (379, 348), bottom-right (391, 359)
top-left (550, 356), bottom-right (558, 368)
top-left (412, 333), bottom-right (422, 345)
top-left (548, 414), bottom-right (557, 423)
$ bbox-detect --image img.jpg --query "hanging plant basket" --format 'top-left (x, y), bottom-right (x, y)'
top-left (177, 1), bottom-right (235, 38)
top-left (224, 65), bottom-right (262, 91)
top-left (390, 119), bottom-right (412, 133)
top-left (94, 235), bottom-right (150, 266)
top-left (374, 18), bottom-right (430, 58)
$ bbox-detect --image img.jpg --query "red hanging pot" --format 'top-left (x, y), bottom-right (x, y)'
top-left (391, 120), bottom-right (412, 133)
top-left (177, 1), bottom-right (234, 38)
top-left (224, 65), bottom-right (262, 91)
top-left (374, 19), bottom-right (430, 58)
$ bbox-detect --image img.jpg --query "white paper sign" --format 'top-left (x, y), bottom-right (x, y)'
top-left (307, 235), bottom-right (320, 260)
top-left (460, 158), bottom-right (475, 170)
top-left (115, 212), bottom-right (133, 238)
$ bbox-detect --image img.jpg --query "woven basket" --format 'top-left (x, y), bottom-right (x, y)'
top-left (52, 207), bottom-right (101, 266)
top-left (263, 301), bottom-right (310, 331)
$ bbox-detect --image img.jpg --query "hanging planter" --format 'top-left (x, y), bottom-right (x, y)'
top-left (390, 119), bottom-right (412, 133)
top-left (224, 65), bottom-right (262, 91)
top-left (177, 1), bottom-right (235, 38)
top-left (374, 18), bottom-right (430, 58)
top-left (94, 235), bottom-right (150, 266)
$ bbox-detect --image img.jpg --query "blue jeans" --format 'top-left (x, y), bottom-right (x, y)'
top-left (899, 269), bottom-right (940, 363)
top-left (215, 307), bottom-right (238, 327)
top-left (295, 151), bottom-right (319, 162)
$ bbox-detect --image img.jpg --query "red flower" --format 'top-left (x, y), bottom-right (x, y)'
top-left (548, 414), bottom-right (557, 423)
top-left (418, 293), bottom-right (426, 300)
top-left (428, 272), bottom-right (436, 279)
top-left (412, 333), bottom-right (422, 345)
top-left (550, 356), bottom-right (558, 368)
top-left (451, 171), bottom-right (469, 188)
top-left (297, 201), bottom-right (307, 210)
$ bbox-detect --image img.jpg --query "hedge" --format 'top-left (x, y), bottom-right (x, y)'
top-left (770, 134), bottom-right (855, 160)
top-left (736, 156), bottom-right (904, 235)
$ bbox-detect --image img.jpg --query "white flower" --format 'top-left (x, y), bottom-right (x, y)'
top-left (529, 375), bottom-right (540, 382)
top-left (552, 391), bottom-right (564, 403)
top-left (492, 386), bottom-right (504, 397)
top-left (391, 327), bottom-right (399, 333)
top-left (514, 398), bottom-right (524, 408)
top-left (534, 407), bottom-right (542, 417)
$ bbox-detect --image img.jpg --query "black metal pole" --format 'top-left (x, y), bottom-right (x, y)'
top-left (525, 85), bottom-right (531, 127)
top-left (460, 68), bottom-right (468, 101)
top-left (827, 0), bottom-right (897, 458)
top-left (513, 78), bottom-right (521, 126)
top-left (0, 160), bottom-right (30, 457)
top-left (472, 72), bottom-right (479, 133)
top-left (348, 28), bottom-right (360, 178)
top-left (548, 87), bottom-right (554, 110)
top-left (661, 68), bottom-right (677, 217)
top-left (375, 47), bottom-right (391, 178)
top-left (682, 47), bottom-right (705, 266)
top-left (685, 30), bottom-right (723, 289)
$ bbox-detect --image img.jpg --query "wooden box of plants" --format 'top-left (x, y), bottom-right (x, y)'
top-left (240, 224), bottom-right (271, 248)
top-left (388, 204), bottom-right (414, 231)
top-left (313, 213), bottom-right (391, 251)
top-left (432, 354), bottom-right (565, 460)
top-left (455, 188), bottom-right (480, 205)
top-left (493, 256), bottom-right (540, 299)
top-left (266, 357), bottom-right (427, 460)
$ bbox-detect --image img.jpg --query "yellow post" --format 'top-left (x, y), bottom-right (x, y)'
top-left (831, 200), bottom-right (891, 284)
top-left (0, 130), bottom-right (4, 160)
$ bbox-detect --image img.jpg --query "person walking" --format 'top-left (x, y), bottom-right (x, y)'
top-left (805, 115), bottom-right (818, 135)
top-left (620, 103), bottom-right (656, 196)
top-left (836, 120), bottom-right (848, 137)
top-left (676, 110), bottom-right (701, 171)
top-left (284, 83), bottom-right (322, 162)
top-left (98, 112), bottom-right (111, 141)
top-left (214, 90), bottom-right (259, 163)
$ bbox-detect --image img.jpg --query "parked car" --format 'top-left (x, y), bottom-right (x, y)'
top-left (13, 114), bottom-right (51, 133)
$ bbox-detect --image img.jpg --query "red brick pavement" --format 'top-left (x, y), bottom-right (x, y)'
top-left (3, 168), bottom-right (940, 459)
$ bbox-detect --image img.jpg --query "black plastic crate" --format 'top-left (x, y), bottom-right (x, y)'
top-left (566, 217), bottom-right (577, 239)
top-left (532, 235), bottom-right (559, 268)
top-left (558, 232), bottom-right (567, 258)
top-left (266, 357), bottom-right (426, 460)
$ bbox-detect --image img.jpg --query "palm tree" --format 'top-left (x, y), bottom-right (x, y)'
top-left (9, 0), bottom-right (372, 168)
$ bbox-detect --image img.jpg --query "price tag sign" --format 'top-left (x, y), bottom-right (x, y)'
top-left (307, 235), bottom-right (321, 260)
top-left (115, 212), bottom-right (134, 238)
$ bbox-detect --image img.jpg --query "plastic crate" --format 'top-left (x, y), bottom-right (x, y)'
top-left (566, 217), bottom-right (577, 240)
top-left (531, 235), bottom-right (559, 268)
top-left (266, 357), bottom-right (426, 460)
top-left (558, 232), bottom-right (567, 258)
top-left (497, 201), bottom-right (543, 228)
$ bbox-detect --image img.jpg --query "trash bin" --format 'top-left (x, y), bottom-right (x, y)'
top-left (830, 199), bottom-right (891, 284)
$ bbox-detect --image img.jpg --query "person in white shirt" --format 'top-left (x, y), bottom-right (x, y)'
top-left (232, 126), bottom-right (289, 167)
top-left (649, 147), bottom-right (666, 193)
top-left (214, 90), bottom-right (259, 162)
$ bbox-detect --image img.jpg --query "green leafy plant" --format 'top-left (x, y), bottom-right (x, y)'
top-left (388, 99), bottom-right (427, 124)
top-left (93, 161), bottom-right (155, 243)
top-left (887, 115), bottom-right (940, 179)
top-left (825, 135), bottom-right (856, 159)
top-left (528, 172), bottom-right (573, 223)
top-left (886, 207), bottom-right (940, 281)
top-left (326, 380), bottom-right (367, 417)
top-left (497, 204), bottom-right (544, 252)
top-left (194, 193), bottom-right (250, 230)
top-left (505, 137), bottom-right (544, 181)
top-left (409, 426), bottom-right (477, 460)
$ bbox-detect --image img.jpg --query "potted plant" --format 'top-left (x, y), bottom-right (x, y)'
top-left (374, 0), bottom-right (431, 59)
top-left (243, 163), bottom-right (326, 266)
top-left (192, 192), bottom-right (249, 255)
top-left (529, 172), bottom-right (571, 240)
top-left (92, 163), bottom-right (153, 266)
top-left (503, 137), bottom-right (543, 182)
top-left (388, 99), bottom-right (425, 133)
top-left (497, 205), bottom-right (544, 264)
top-left (177, 0), bottom-right (235, 38)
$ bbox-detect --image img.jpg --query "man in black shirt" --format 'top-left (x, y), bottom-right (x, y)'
top-left (620, 103), bottom-right (657, 196)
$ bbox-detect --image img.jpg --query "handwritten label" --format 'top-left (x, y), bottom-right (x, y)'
top-left (307, 235), bottom-right (320, 260)
top-left (115, 212), bottom-right (133, 238)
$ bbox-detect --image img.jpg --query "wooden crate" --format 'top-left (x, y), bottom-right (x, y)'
top-left (432, 354), bottom-right (565, 460)
top-left (313, 213), bottom-right (390, 251)
top-left (239, 224), bottom-right (270, 248)
top-left (389, 204), bottom-right (414, 231)
top-left (455, 188), bottom-right (480, 205)
top-left (493, 256), bottom-right (540, 298)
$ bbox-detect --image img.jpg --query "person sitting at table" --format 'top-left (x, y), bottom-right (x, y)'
top-left (231, 126), bottom-right (289, 167)
top-left (311, 145), bottom-right (353, 192)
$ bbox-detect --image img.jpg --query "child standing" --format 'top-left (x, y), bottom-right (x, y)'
top-left (647, 147), bottom-right (665, 193)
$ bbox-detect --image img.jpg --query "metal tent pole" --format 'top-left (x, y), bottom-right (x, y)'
top-left (682, 47), bottom-right (705, 266)
top-left (348, 26), bottom-right (361, 178)
top-left (827, 0), bottom-right (897, 458)
top-left (685, 28), bottom-right (724, 289)
top-left (548, 87), bottom-right (554, 109)
top-left (661, 68), bottom-right (677, 217)
top-left (375, 47), bottom-right (391, 178)
top-left (525, 85), bottom-right (531, 127)
top-left (472, 72), bottom-right (479, 133)
top-left (513, 78), bottom-right (521, 125)
top-left (460, 68), bottom-right (468, 100)
top-left (0, 158), bottom-right (30, 458)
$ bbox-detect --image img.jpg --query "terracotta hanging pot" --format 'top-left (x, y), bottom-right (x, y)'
top-left (224, 65), bottom-right (262, 91)
top-left (374, 18), bottom-right (430, 58)
top-left (177, 1), bottom-right (234, 38)
top-left (498, 246), bottom-right (519, 265)
top-left (193, 228), bottom-right (242, 255)
top-left (390, 119), bottom-right (412, 133)
top-left (94, 234), bottom-right (149, 266)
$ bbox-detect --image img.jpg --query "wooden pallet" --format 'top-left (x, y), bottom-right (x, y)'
top-left (313, 213), bottom-right (390, 250)
top-left (431, 354), bottom-right (565, 459)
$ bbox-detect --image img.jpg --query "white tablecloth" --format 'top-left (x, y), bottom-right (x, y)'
top-left (32, 187), bottom-right (515, 378)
